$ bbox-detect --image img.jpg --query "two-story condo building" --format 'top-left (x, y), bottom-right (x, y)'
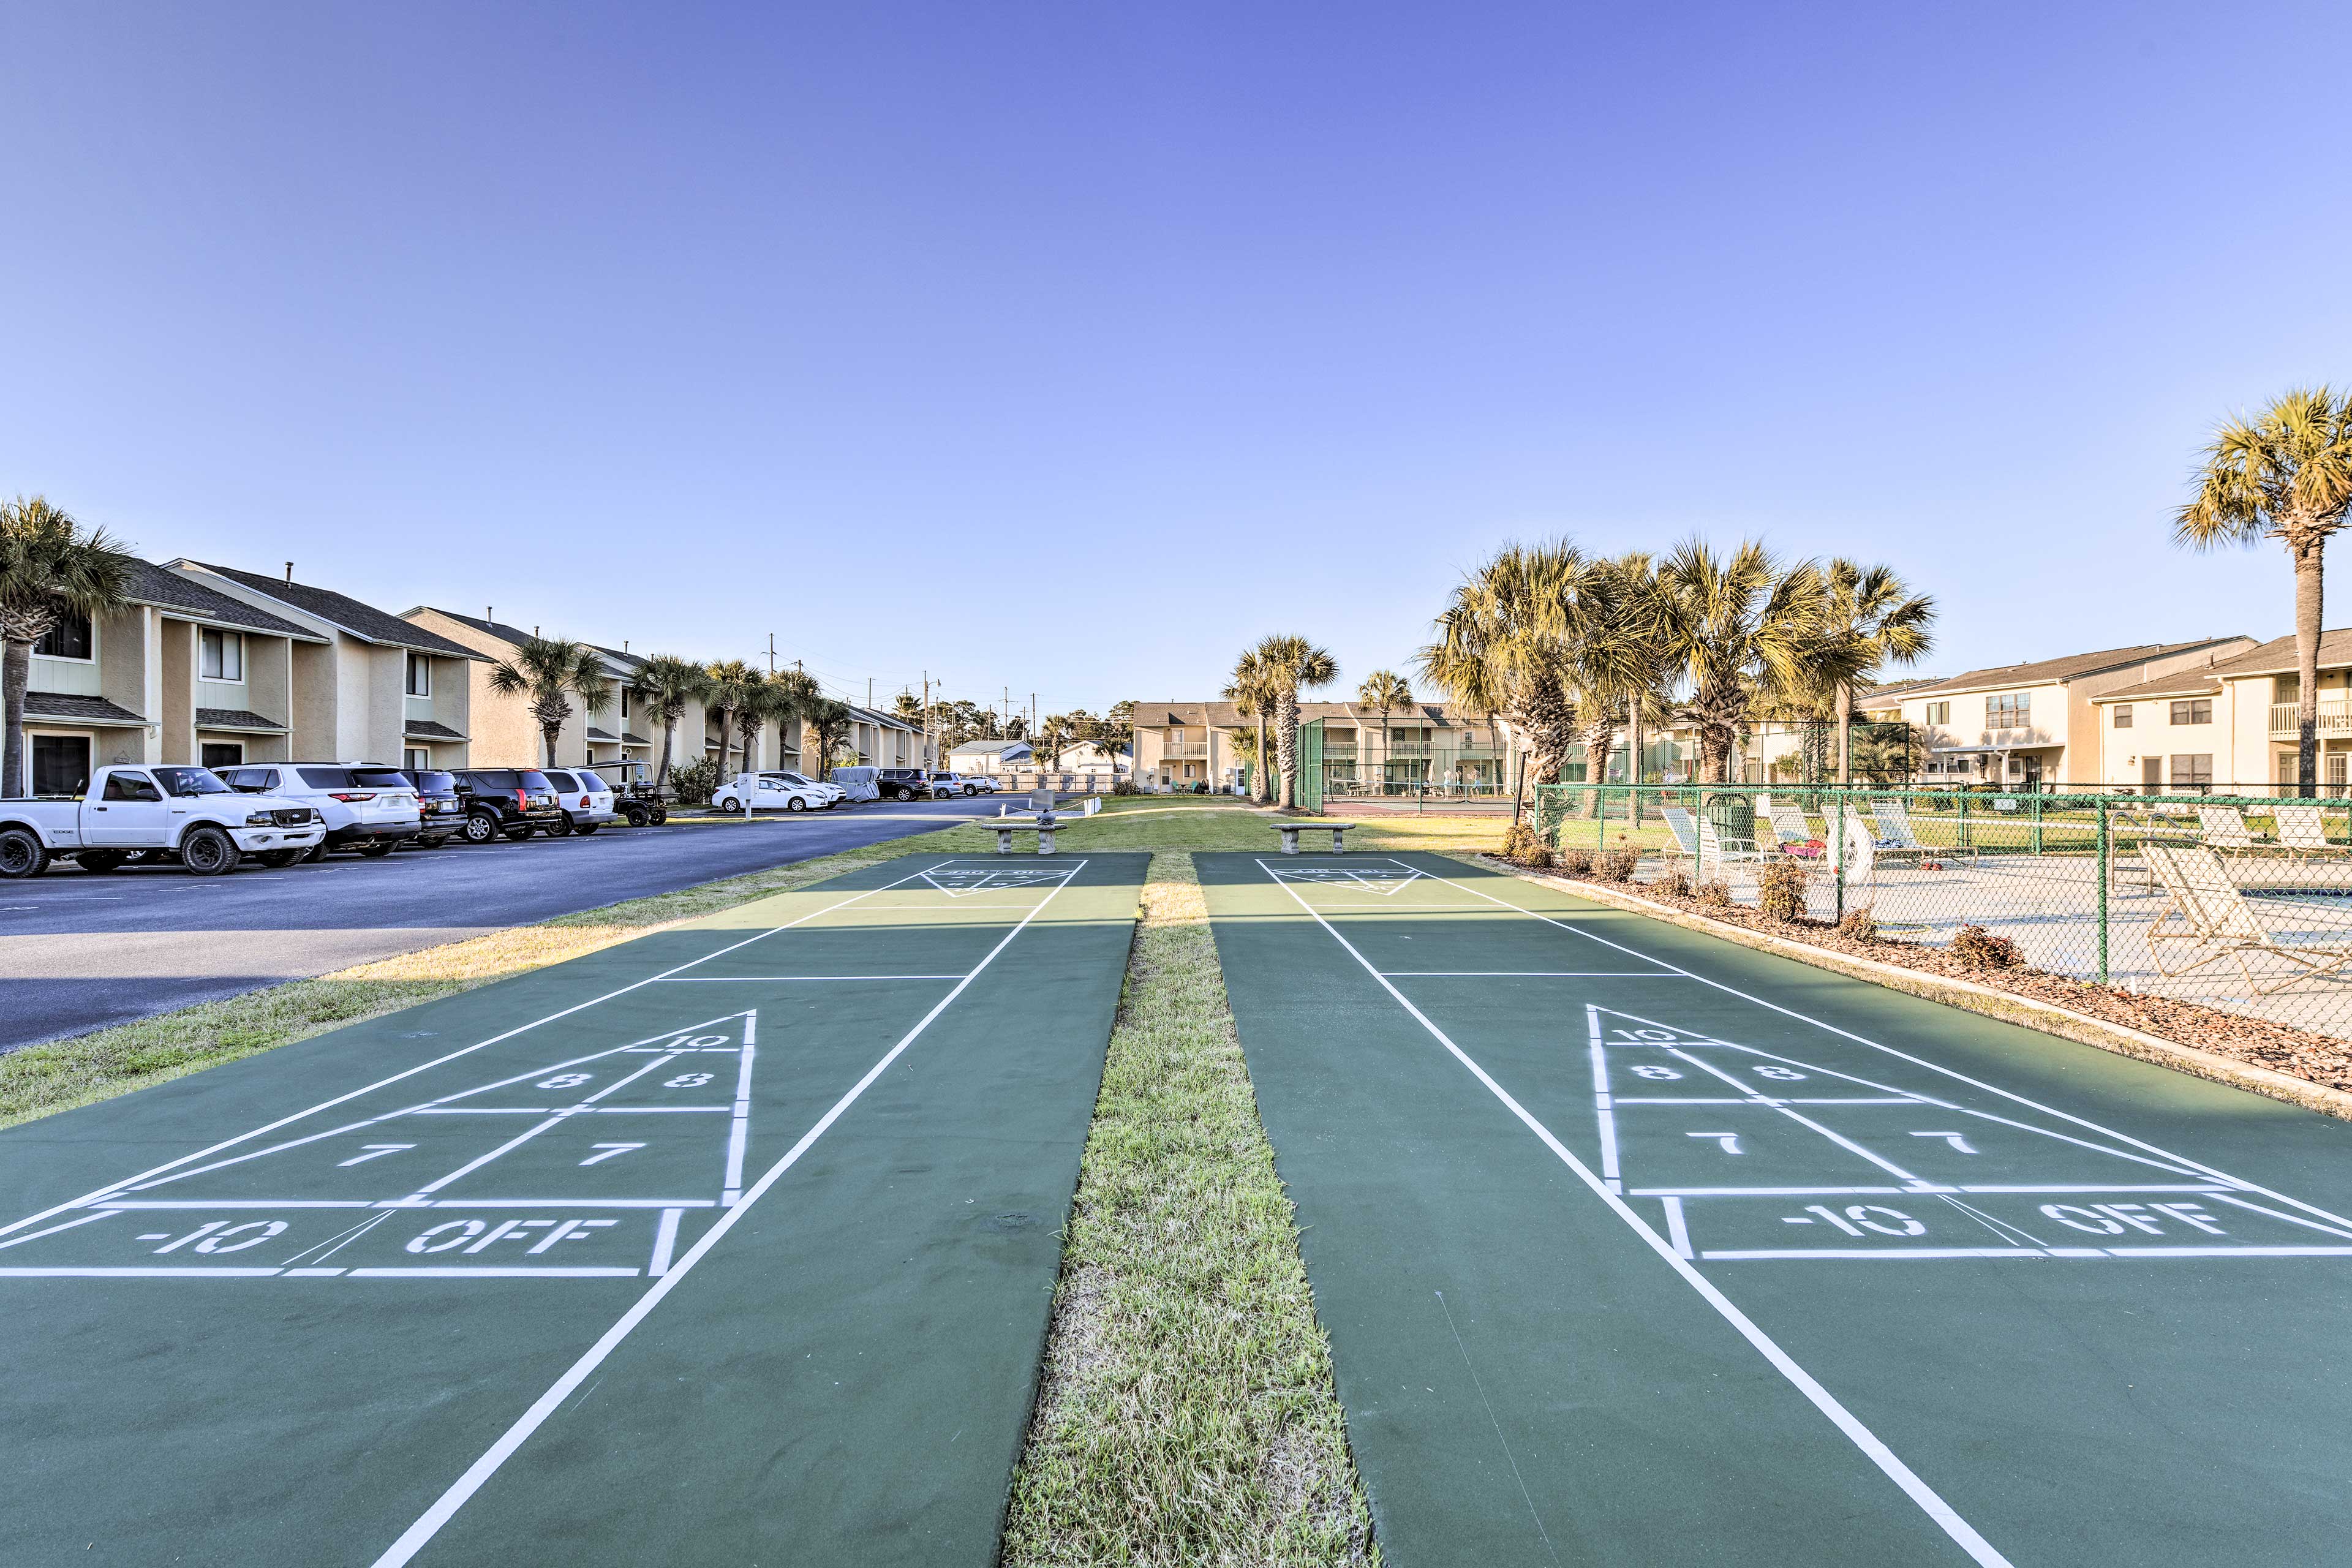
top-left (15, 558), bottom-right (325, 796)
top-left (1896, 637), bottom-right (2254, 788)
top-left (397, 611), bottom-right (705, 773)
top-left (2089, 628), bottom-right (2352, 794)
top-left (1129, 701), bottom-right (1507, 793)
top-left (166, 562), bottom-right (480, 772)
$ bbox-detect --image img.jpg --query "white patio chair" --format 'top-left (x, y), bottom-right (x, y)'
top-left (2271, 802), bottom-right (2347, 859)
top-left (1869, 798), bottom-right (1960, 864)
top-left (1661, 805), bottom-right (1701, 862)
top-left (1766, 803), bottom-right (1824, 859)
top-left (2197, 804), bottom-right (2261, 852)
top-left (2144, 842), bottom-right (2352, 995)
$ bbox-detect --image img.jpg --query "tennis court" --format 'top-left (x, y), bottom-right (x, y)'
top-left (0, 852), bottom-right (1145, 1566)
top-left (1202, 850), bottom-right (2352, 1566)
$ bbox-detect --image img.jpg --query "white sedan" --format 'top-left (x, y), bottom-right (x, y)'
top-left (712, 772), bottom-right (838, 814)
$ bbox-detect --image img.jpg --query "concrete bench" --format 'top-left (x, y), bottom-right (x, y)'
top-left (1273, 820), bottom-right (1355, 854)
top-left (989, 819), bottom-right (1066, 855)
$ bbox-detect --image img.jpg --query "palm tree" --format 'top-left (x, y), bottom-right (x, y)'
top-left (1255, 635), bottom-right (1339, 812)
top-left (771, 666), bottom-right (822, 771)
top-left (1604, 551), bottom-right (1673, 795)
top-left (731, 674), bottom-right (795, 775)
top-left (803, 697), bottom-right (854, 776)
top-left (634, 654), bottom-right (712, 797)
top-left (1, 497), bottom-right (135, 797)
top-left (702, 660), bottom-right (762, 774)
top-left (2176, 387), bottom-right (2352, 796)
top-left (1029, 713), bottom-right (1072, 786)
top-left (1815, 559), bottom-right (1935, 784)
top-left (1656, 538), bottom-right (1825, 784)
top-left (1357, 669), bottom-right (1412, 790)
top-left (486, 635), bottom-right (610, 771)
top-left (1419, 541), bottom-right (1589, 801)
top-left (1223, 647), bottom-right (1280, 802)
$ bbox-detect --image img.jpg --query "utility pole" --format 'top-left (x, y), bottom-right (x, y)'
top-left (766, 633), bottom-right (777, 674)
top-left (866, 677), bottom-right (873, 710)
top-left (922, 671), bottom-right (931, 769)
top-left (1003, 687), bottom-right (1009, 740)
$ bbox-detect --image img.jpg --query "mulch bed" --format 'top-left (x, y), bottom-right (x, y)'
top-left (1510, 858), bottom-right (2352, 1096)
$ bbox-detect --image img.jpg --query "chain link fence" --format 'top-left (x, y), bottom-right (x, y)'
top-left (1533, 782), bottom-right (2352, 1042)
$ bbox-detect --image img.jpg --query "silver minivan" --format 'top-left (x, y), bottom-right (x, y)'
top-left (221, 763), bottom-right (422, 859)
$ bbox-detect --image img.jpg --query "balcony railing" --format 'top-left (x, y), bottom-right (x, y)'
top-left (1162, 741), bottom-right (1209, 758)
top-left (2270, 700), bottom-right (2352, 738)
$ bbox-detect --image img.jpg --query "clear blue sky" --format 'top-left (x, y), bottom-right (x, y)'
top-left (3, 4), bottom-right (2344, 717)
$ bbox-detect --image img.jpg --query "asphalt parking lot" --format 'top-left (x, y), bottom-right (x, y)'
top-left (0, 797), bottom-right (1006, 1054)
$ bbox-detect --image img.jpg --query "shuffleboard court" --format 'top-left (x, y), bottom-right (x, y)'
top-left (1200, 850), bottom-right (2352, 1566)
top-left (0, 852), bottom-right (1145, 1566)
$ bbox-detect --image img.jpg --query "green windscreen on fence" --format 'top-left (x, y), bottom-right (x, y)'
top-left (1297, 718), bottom-right (1323, 813)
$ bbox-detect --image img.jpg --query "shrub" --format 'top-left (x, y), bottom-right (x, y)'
top-left (1758, 858), bottom-right (1810, 923)
top-left (1951, 924), bottom-right (2022, 970)
top-left (668, 758), bottom-right (720, 806)
top-left (1598, 845), bottom-right (1640, 883)
top-left (1836, 909), bottom-right (1879, 943)
top-left (1500, 817), bottom-right (1554, 867)
top-left (1555, 846), bottom-right (1593, 876)
top-left (1660, 868), bottom-right (1694, 899)
top-left (1697, 878), bottom-right (1732, 907)
top-left (1112, 777), bottom-right (1137, 796)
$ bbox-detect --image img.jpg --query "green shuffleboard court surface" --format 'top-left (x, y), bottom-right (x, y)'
top-left (0, 852), bottom-right (1145, 1566)
top-left (1200, 850), bottom-right (2352, 1567)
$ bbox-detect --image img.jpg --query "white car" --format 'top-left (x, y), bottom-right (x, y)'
top-left (540, 769), bottom-right (624, 835)
top-left (763, 769), bottom-right (845, 807)
top-left (711, 772), bottom-right (837, 813)
top-left (220, 762), bottom-right (421, 859)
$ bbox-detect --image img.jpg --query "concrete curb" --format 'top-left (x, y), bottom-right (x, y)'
top-left (1465, 853), bottom-right (2352, 1126)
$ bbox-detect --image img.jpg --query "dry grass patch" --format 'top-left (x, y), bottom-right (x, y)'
top-left (1001, 851), bottom-right (1375, 1567)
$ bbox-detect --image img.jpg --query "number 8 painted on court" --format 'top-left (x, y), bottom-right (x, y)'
top-left (663, 1072), bottom-right (715, 1088)
top-left (538, 1073), bottom-right (594, 1089)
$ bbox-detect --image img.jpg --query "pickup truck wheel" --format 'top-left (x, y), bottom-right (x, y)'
top-left (0, 827), bottom-right (48, 878)
top-left (546, 815), bottom-right (573, 837)
top-left (75, 851), bottom-right (123, 874)
top-left (181, 826), bottom-right (241, 876)
top-left (461, 812), bottom-right (499, 844)
top-left (357, 842), bottom-right (395, 858)
top-left (303, 844), bottom-right (328, 863)
top-left (258, 848), bottom-right (304, 868)
top-left (575, 822), bottom-right (599, 835)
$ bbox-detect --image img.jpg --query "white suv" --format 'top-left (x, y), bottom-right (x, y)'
top-left (221, 763), bottom-right (422, 859)
top-left (540, 769), bottom-right (623, 835)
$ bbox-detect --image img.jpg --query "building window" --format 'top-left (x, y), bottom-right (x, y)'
top-left (35, 611), bottom-right (92, 661)
top-left (30, 734), bottom-right (91, 796)
top-left (200, 628), bottom-right (244, 681)
top-left (2169, 754), bottom-right (2214, 792)
top-left (200, 742), bottom-right (244, 769)
top-left (405, 653), bottom-right (431, 697)
top-left (1925, 701), bottom-right (1950, 725)
top-left (1170, 728), bottom-right (1185, 743)
top-left (1987, 693), bottom-right (2030, 729)
top-left (2113, 705), bottom-right (2132, 728)
top-left (619, 686), bottom-right (631, 720)
top-left (404, 747), bottom-right (429, 772)
top-left (2276, 673), bottom-right (2302, 704)
top-left (2169, 699), bottom-right (2212, 726)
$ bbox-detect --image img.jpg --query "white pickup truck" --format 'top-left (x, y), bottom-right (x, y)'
top-left (0, 763), bottom-right (326, 878)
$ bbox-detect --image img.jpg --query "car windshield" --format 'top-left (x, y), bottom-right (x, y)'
top-left (350, 768), bottom-right (412, 789)
top-left (152, 766), bottom-right (231, 797)
top-left (575, 771), bottom-right (608, 791)
top-left (771, 772), bottom-right (811, 786)
top-left (519, 772), bottom-right (554, 792)
top-left (411, 772), bottom-right (456, 792)
top-left (543, 773), bottom-right (577, 791)
top-left (462, 771), bottom-right (518, 790)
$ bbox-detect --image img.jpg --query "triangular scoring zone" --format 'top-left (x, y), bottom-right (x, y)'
top-left (1268, 865), bottom-right (1425, 895)
top-left (918, 865), bottom-right (1071, 898)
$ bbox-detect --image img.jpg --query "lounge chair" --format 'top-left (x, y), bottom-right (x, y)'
top-left (2143, 843), bottom-right (2352, 995)
top-left (1697, 809), bottom-right (1770, 875)
top-left (1661, 805), bottom-right (1701, 862)
top-left (2197, 804), bottom-right (2263, 852)
top-left (2272, 802), bottom-right (2347, 859)
top-left (1869, 798), bottom-right (1966, 864)
top-left (1767, 803), bottom-right (1824, 858)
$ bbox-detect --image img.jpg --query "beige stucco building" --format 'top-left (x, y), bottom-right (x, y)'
top-left (2088, 628), bottom-right (2352, 794)
top-left (15, 559), bottom-right (330, 795)
top-left (164, 561), bottom-right (480, 772)
top-left (1894, 637), bottom-right (2254, 789)
top-left (1129, 701), bottom-right (1505, 793)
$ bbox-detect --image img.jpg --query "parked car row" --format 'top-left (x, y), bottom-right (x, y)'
top-left (2, 761), bottom-right (644, 878)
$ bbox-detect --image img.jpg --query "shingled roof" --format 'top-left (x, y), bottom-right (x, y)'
top-left (119, 559), bottom-right (318, 640)
top-left (175, 564), bottom-right (478, 658)
top-left (1901, 639), bottom-right (2249, 699)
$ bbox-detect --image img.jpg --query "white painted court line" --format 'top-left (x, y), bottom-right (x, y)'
top-left (0, 863), bottom-right (960, 1245)
top-left (655, 974), bottom-right (966, 982)
top-left (1403, 859), bottom-right (2352, 1236)
top-left (366, 859), bottom-right (1087, 1568)
top-left (1257, 858), bottom-right (2016, 1568)
top-left (1381, 970), bottom-right (1682, 978)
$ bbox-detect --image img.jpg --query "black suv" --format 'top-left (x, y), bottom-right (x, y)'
top-left (400, 770), bottom-right (469, 847)
top-left (876, 767), bottom-right (929, 802)
top-left (450, 769), bottom-right (564, 842)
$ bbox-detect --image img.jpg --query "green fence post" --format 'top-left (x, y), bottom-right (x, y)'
top-left (1959, 791), bottom-right (1972, 852)
top-left (2095, 797), bottom-right (2110, 984)
top-left (1832, 786), bottom-right (1845, 924)
top-left (2030, 791), bottom-right (2043, 856)
top-left (1597, 786), bottom-right (1608, 853)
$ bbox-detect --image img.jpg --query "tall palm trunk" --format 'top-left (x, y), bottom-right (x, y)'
top-left (1517, 681), bottom-right (1577, 793)
top-left (1256, 710), bottom-right (1270, 802)
top-left (1834, 679), bottom-right (1854, 785)
top-left (1275, 692), bottom-right (1300, 810)
top-left (2296, 538), bottom-right (2324, 796)
top-left (2, 636), bottom-right (30, 797)
top-left (655, 709), bottom-right (678, 794)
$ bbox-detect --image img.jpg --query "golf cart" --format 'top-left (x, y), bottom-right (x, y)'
top-left (604, 760), bottom-right (671, 827)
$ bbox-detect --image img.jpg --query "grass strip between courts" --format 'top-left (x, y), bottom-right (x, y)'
top-left (1000, 851), bottom-right (1378, 1567)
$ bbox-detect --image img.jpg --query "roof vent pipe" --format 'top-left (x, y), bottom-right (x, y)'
top-left (285, 562), bottom-right (294, 582)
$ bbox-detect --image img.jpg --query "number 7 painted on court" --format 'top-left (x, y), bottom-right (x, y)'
top-left (579, 1142), bottom-right (644, 1166)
